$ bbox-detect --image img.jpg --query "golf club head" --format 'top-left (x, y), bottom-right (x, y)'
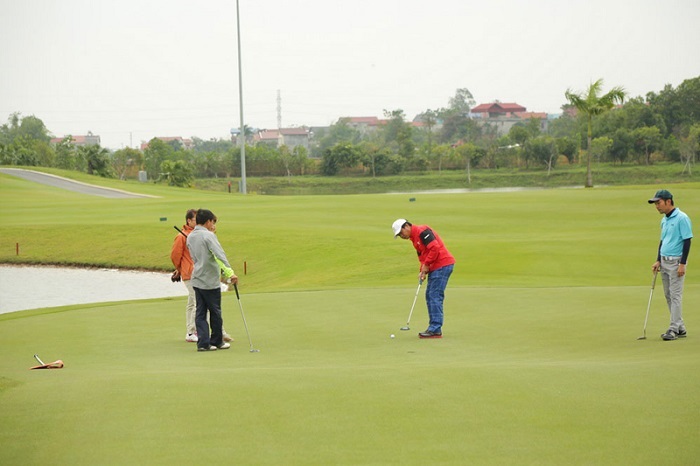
top-left (400, 326), bottom-right (410, 331)
top-left (250, 349), bottom-right (260, 353)
top-left (637, 336), bottom-right (647, 340)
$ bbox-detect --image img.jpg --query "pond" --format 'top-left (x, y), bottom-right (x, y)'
top-left (0, 265), bottom-right (188, 314)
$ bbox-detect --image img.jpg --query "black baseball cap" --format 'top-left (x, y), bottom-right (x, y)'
top-left (648, 189), bottom-right (673, 203)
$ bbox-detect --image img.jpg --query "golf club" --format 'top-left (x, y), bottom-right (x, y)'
top-left (174, 225), bottom-right (187, 238)
top-left (400, 278), bottom-right (423, 331)
top-left (34, 354), bottom-right (45, 365)
top-left (638, 270), bottom-right (658, 340)
top-left (233, 283), bottom-right (260, 352)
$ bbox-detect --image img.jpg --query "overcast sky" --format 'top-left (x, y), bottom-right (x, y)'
top-left (1, 0), bottom-right (699, 149)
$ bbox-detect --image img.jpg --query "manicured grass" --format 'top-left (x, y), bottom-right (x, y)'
top-left (1, 286), bottom-right (699, 465)
top-left (0, 169), bottom-right (699, 465)
top-left (2, 169), bottom-right (699, 292)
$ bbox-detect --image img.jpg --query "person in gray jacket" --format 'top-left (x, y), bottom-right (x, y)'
top-left (186, 209), bottom-right (238, 352)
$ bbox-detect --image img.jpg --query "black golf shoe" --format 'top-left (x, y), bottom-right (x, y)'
top-left (661, 329), bottom-right (679, 341)
top-left (678, 328), bottom-right (687, 338)
top-left (419, 330), bottom-right (442, 339)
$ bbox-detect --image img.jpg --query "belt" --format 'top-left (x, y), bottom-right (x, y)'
top-left (662, 256), bottom-right (681, 261)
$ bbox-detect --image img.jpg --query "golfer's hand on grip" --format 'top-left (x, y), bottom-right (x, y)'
top-left (419, 265), bottom-right (429, 283)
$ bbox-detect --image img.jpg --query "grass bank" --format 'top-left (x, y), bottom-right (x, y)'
top-left (194, 162), bottom-right (696, 195)
top-left (1, 167), bottom-right (699, 292)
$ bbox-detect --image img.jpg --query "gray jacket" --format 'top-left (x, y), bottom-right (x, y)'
top-left (186, 225), bottom-right (232, 290)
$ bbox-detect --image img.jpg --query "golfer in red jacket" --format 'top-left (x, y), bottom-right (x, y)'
top-left (393, 219), bottom-right (455, 338)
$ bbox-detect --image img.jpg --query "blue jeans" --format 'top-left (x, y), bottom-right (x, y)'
top-left (193, 287), bottom-right (223, 349)
top-left (425, 264), bottom-right (454, 333)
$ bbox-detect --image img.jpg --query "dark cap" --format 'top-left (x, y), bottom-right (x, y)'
top-left (648, 189), bottom-right (673, 203)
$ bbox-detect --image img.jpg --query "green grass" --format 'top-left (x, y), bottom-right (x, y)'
top-left (1, 168), bottom-right (699, 465)
top-left (2, 288), bottom-right (699, 465)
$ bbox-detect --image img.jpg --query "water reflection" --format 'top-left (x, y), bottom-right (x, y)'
top-left (0, 265), bottom-right (188, 314)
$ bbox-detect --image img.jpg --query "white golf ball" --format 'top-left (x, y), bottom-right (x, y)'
top-left (390, 334), bottom-right (395, 339)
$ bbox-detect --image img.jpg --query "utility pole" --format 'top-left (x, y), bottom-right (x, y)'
top-left (236, 0), bottom-right (247, 194)
top-left (277, 89), bottom-right (282, 129)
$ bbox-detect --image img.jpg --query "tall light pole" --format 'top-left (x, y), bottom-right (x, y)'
top-left (236, 0), bottom-right (247, 194)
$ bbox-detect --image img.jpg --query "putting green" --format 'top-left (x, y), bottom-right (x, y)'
top-left (1, 284), bottom-right (698, 465)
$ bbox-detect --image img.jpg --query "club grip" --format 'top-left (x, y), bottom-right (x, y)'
top-left (233, 282), bottom-right (240, 299)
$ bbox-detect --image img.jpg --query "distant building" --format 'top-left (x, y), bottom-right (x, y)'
top-left (140, 137), bottom-right (193, 151)
top-left (341, 116), bottom-right (387, 136)
top-left (252, 127), bottom-right (310, 152)
top-left (412, 112), bottom-right (443, 130)
top-left (470, 102), bottom-right (549, 135)
top-left (50, 131), bottom-right (101, 147)
top-left (252, 129), bottom-right (280, 147)
top-left (470, 102), bottom-right (527, 117)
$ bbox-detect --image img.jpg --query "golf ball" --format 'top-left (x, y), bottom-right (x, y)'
top-left (390, 334), bottom-right (395, 339)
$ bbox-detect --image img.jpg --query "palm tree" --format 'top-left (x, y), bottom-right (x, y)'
top-left (565, 79), bottom-right (626, 187)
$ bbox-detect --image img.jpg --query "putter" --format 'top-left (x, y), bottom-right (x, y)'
top-left (638, 270), bottom-right (658, 340)
top-left (400, 278), bottom-right (423, 331)
top-left (233, 283), bottom-right (260, 352)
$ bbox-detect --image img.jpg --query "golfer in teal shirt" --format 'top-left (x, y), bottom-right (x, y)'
top-left (649, 189), bottom-right (693, 341)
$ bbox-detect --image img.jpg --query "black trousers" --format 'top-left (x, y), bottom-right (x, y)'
top-left (193, 287), bottom-right (223, 349)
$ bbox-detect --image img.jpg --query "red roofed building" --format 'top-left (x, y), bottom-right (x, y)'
top-left (140, 137), bottom-right (193, 151)
top-left (50, 132), bottom-right (101, 147)
top-left (252, 127), bottom-right (310, 151)
top-left (345, 116), bottom-right (381, 125)
top-left (341, 116), bottom-right (388, 136)
top-left (470, 102), bottom-right (527, 117)
top-left (514, 111), bottom-right (547, 120)
top-left (470, 102), bottom-right (549, 134)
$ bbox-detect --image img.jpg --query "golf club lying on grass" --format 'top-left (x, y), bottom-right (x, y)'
top-left (638, 270), bottom-right (658, 340)
top-left (30, 354), bottom-right (64, 370)
top-left (233, 283), bottom-right (260, 352)
top-left (400, 278), bottom-right (423, 331)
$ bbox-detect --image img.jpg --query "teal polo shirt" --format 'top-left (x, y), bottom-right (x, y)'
top-left (660, 208), bottom-right (693, 257)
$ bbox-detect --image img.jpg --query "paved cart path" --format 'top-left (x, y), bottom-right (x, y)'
top-left (0, 168), bottom-right (155, 198)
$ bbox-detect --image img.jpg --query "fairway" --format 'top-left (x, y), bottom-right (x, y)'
top-left (1, 171), bottom-right (699, 465)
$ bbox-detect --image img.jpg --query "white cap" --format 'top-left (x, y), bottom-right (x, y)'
top-left (392, 218), bottom-right (407, 238)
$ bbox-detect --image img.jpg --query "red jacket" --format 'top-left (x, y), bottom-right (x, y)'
top-left (170, 224), bottom-right (194, 280)
top-left (409, 224), bottom-right (455, 272)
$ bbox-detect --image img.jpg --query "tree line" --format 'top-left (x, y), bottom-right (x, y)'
top-left (1, 76), bottom-right (698, 187)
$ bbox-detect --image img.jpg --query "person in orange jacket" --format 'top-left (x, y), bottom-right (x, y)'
top-left (392, 219), bottom-right (456, 339)
top-left (171, 209), bottom-right (232, 343)
top-left (171, 209), bottom-right (198, 342)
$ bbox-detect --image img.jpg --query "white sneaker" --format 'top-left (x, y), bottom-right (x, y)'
top-left (217, 342), bottom-right (231, 350)
top-left (185, 334), bottom-right (198, 342)
top-left (223, 334), bottom-right (234, 342)
top-left (197, 345), bottom-right (217, 352)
